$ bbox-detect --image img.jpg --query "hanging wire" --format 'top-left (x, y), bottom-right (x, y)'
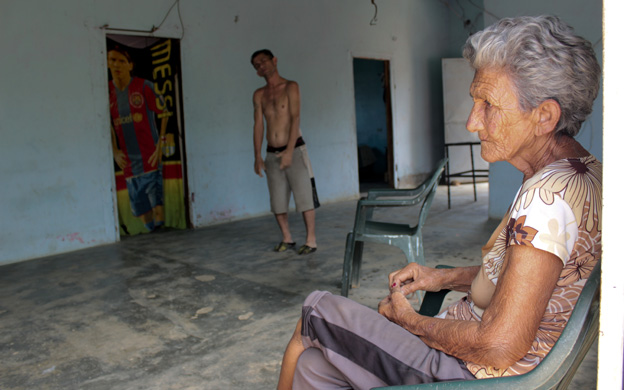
top-left (101, 0), bottom-right (184, 38)
top-left (465, 0), bottom-right (500, 21)
top-left (436, 0), bottom-right (496, 34)
top-left (443, 0), bottom-right (465, 21)
top-left (593, 37), bottom-right (602, 48)
top-left (370, 0), bottom-right (378, 26)
top-left (176, 0), bottom-right (185, 39)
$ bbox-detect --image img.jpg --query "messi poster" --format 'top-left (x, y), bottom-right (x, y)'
top-left (107, 35), bottom-right (187, 235)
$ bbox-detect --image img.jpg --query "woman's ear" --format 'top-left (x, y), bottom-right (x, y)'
top-left (534, 99), bottom-right (561, 136)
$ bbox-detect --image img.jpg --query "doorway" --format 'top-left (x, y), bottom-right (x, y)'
top-left (352, 58), bottom-right (394, 192)
top-left (106, 35), bottom-right (189, 236)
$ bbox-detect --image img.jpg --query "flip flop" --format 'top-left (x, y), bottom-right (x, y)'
top-left (298, 245), bottom-right (317, 255)
top-left (274, 241), bottom-right (296, 252)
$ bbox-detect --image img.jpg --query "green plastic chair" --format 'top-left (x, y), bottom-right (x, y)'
top-left (341, 158), bottom-right (448, 297)
top-left (373, 260), bottom-right (602, 390)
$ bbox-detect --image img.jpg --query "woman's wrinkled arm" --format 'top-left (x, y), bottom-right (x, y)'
top-left (388, 263), bottom-right (480, 294)
top-left (380, 245), bottom-right (563, 369)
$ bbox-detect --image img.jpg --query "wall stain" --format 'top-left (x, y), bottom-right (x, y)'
top-left (57, 233), bottom-right (85, 244)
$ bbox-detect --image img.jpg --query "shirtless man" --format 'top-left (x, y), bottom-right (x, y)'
top-left (251, 49), bottom-right (319, 255)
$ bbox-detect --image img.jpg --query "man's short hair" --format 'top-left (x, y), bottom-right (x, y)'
top-left (108, 45), bottom-right (133, 63)
top-left (251, 49), bottom-right (274, 64)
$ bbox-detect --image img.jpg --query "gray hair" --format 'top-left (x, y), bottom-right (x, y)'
top-left (463, 15), bottom-right (601, 137)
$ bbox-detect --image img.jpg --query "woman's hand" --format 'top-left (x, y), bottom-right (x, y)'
top-left (381, 263), bottom-right (443, 327)
top-left (388, 263), bottom-right (443, 296)
top-left (378, 288), bottom-right (419, 326)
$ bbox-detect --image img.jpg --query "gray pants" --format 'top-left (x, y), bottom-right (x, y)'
top-left (294, 291), bottom-right (475, 390)
top-left (265, 145), bottom-right (318, 214)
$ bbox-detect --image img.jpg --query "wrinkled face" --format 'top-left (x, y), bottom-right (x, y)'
top-left (466, 67), bottom-right (535, 163)
top-left (251, 53), bottom-right (276, 78)
top-left (107, 50), bottom-right (133, 79)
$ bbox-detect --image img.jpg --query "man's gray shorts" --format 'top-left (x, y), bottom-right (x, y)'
top-left (265, 144), bottom-right (320, 214)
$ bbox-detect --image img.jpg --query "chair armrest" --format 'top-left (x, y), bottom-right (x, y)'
top-left (365, 158), bottom-right (447, 202)
top-left (353, 194), bottom-right (429, 232)
top-left (352, 157), bottom-right (448, 230)
top-left (358, 196), bottom-right (428, 208)
top-left (353, 191), bottom-right (428, 231)
top-left (417, 265), bottom-right (454, 317)
top-left (418, 289), bottom-right (452, 317)
top-left (366, 183), bottom-right (428, 200)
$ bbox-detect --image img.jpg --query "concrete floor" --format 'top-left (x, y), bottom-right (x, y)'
top-left (0, 183), bottom-right (597, 389)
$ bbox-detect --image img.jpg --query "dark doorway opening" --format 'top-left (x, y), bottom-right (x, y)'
top-left (353, 58), bottom-right (394, 193)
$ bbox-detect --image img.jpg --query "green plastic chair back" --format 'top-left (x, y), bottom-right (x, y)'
top-left (341, 158), bottom-right (448, 297)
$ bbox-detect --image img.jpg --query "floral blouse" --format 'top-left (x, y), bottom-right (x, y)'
top-left (445, 155), bottom-right (602, 378)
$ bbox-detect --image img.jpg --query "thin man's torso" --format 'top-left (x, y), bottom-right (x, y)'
top-left (258, 79), bottom-right (301, 148)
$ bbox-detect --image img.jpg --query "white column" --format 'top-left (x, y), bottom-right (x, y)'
top-left (598, 1), bottom-right (624, 388)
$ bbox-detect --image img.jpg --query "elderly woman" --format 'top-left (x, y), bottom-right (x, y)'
top-left (277, 15), bottom-right (602, 389)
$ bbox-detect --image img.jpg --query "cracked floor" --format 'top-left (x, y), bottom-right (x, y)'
top-left (0, 183), bottom-right (596, 389)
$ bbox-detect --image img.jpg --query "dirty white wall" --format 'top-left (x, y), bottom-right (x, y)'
top-left (183, 0), bottom-right (456, 226)
top-left (481, 1), bottom-right (603, 218)
top-left (1, 0), bottom-right (479, 265)
top-left (1, 1), bottom-right (120, 264)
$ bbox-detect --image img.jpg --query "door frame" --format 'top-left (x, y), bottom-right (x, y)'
top-left (350, 52), bottom-right (396, 188)
top-left (105, 34), bottom-right (191, 236)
